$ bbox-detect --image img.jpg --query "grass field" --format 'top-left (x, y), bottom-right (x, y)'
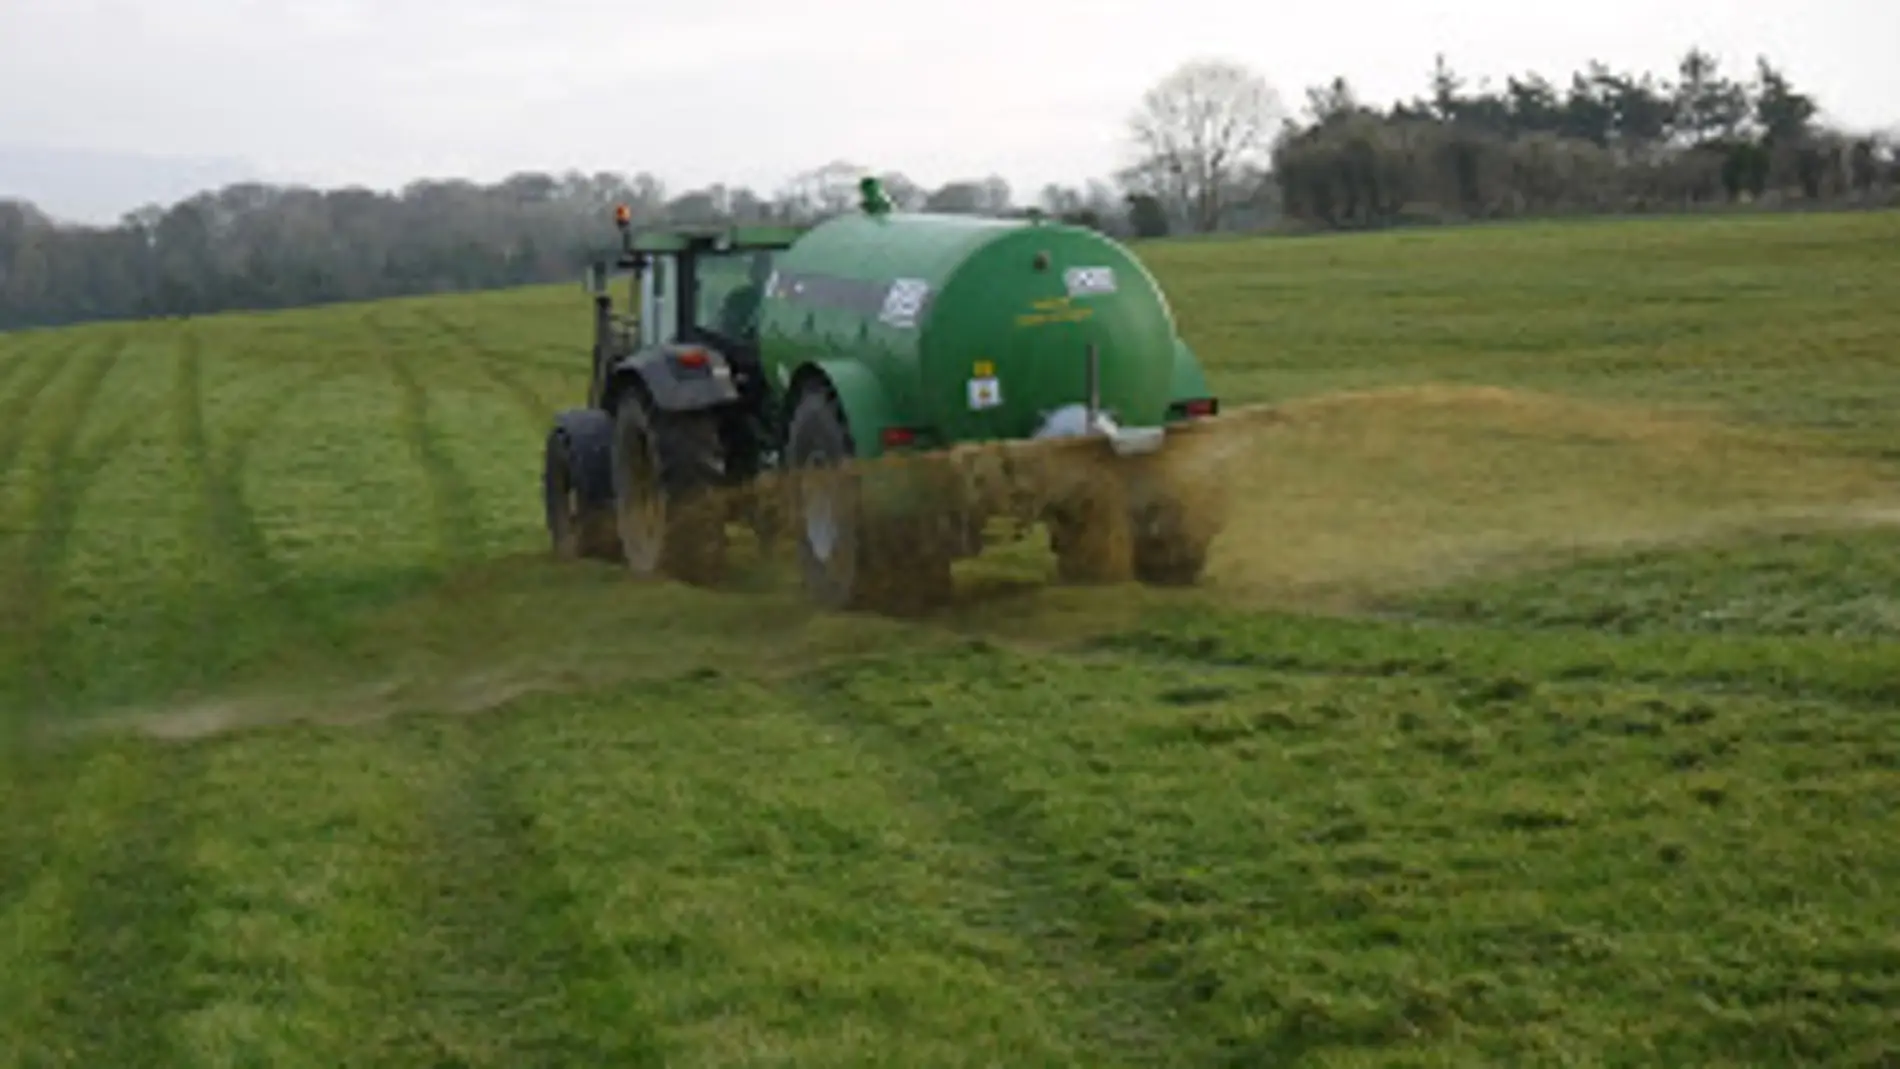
top-left (2, 210), bottom-right (1898, 1067)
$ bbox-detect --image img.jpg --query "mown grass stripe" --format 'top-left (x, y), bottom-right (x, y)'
top-left (368, 308), bottom-right (486, 565)
top-left (381, 715), bottom-right (664, 1067)
top-left (791, 674), bottom-right (1201, 1067)
top-left (1, 339), bottom-right (132, 744)
top-left (1087, 605), bottom-right (1900, 708)
top-left (0, 739), bottom-right (191, 1067)
top-left (207, 361), bottom-right (353, 609)
top-left (486, 674), bottom-right (1117, 1065)
top-left (171, 325), bottom-right (362, 684)
top-left (10, 339), bottom-right (145, 709)
top-left (388, 354), bottom-right (485, 563)
top-left (39, 740), bottom-right (199, 1069)
top-left (159, 725), bottom-right (416, 1067)
top-left (0, 336), bottom-right (44, 396)
top-left (0, 741), bottom-right (74, 939)
top-left (0, 341), bottom-right (80, 486)
top-left (408, 305), bottom-right (558, 427)
top-left (171, 325), bottom-right (228, 682)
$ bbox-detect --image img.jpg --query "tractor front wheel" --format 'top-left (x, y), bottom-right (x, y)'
top-left (609, 389), bottom-right (729, 585)
top-left (542, 409), bottom-right (620, 561)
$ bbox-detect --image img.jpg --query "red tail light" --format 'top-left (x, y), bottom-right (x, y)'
top-left (674, 348), bottom-right (709, 368)
top-left (1179, 398), bottom-right (1217, 418)
top-left (880, 427), bottom-right (917, 448)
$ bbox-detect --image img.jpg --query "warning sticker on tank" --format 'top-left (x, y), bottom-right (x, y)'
top-left (1064, 266), bottom-right (1117, 297)
top-left (968, 375), bottom-right (1002, 410)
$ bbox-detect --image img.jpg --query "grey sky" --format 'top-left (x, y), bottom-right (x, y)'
top-left (3, 0), bottom-right (1895, 223)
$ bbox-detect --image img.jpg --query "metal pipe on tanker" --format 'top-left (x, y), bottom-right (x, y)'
top-left (1085, 342), bottom-right (1101, 431)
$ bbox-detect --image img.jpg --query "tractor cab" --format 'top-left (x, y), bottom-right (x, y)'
top-left (584, 210), bottom-right (803, 405)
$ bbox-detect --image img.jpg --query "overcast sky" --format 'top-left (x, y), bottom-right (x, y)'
top-left (2, 0), bottom-right (1895, 222)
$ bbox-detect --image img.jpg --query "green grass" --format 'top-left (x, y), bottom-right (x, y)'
top-left (1398, 524), bottom-right (1900, 639)
top-left (3, 210), bottom-right (1900, 1066)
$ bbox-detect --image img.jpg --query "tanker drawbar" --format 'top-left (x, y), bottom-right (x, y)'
top-left (541, 174), bottom-right (1229, 612)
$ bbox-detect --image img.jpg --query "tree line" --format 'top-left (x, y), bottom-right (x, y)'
top-left (1266, 51), bottom-right (1898, 230)
top-left (1, 47), bottom-right (1893, 331)
top-left (0, 165), bottom-right (1066, 330)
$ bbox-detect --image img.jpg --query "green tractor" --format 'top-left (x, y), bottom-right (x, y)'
top-left (541, 176), bottom-right (1223, 610)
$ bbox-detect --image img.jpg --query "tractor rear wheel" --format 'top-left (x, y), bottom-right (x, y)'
top-left (542, 409), bottom-right (620, 561)
top-left (785, 384), bottom-right (952, 612)
top-left (609, 389), bottom-right (728, 585)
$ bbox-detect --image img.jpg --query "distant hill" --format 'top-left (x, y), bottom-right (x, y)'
top-left (0, 144), bottom-right (261, 226)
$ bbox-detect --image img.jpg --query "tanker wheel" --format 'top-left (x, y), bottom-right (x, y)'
top-left (542, 409), bottom-right (621, 561)
top-left (786, 385), bottom-right (952, 612)
top-left (1045, 471), bottom-right (1133, 584)
top-left (1130, 494), bottom-right (1214, 586)
top-left (609, 389), bottom-right (728, 586)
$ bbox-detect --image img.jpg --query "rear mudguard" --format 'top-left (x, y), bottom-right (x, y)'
top-left (786, 359), bottom-right (956, 523)
top-left (607, 343), bottom-right (742, 413)
top-left (792, 359), bottom-right (899, 460)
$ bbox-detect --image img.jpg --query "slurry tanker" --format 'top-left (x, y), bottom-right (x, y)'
top-left (542, 176), bottom-right (1223, 610)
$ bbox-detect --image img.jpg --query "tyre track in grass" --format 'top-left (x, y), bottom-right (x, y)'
top-left (0, 335), bottom-right (45, 398)
top-left (0, 341), bottom-right (79, 487)
top-left (0, 343), bottom-right (91, 930)
top-left (386, 717), bottom-right (664, 1067)
top-left (791, 667), bottom-right (1206, 1068)
top-left (33, 741), bottom-right (200, 1069)
top-left (173, 324), bottom-right (357, 671)
top-left (370, 309), bottom-right (487, 566)
top-left (3, 339), bottom-right (138, 717)
top-left (407, 306), bottom-right (559, 428)
top-left (0, 735), bottom-right (72, 946)
top-left (162, 727), bottom-right (437, 1067)
top-left (0, 340), bottom-right (79, 700)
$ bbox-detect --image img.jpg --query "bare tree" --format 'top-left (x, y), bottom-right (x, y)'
top-left (1125, 58), bottom-right (1288, 232)
top-left (774, 161), bottom-right (868, 221)
top-left (924, 176), bottom-right (1013, 215)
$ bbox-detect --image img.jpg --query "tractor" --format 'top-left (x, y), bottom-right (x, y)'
top-left (541, 176), bottom-right (1223, 610)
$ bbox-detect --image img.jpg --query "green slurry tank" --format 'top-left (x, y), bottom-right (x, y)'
top-left (542, 176), bottom-right (1224, 610)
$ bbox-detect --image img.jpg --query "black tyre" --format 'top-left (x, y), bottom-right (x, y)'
top-left (543, 408), bottom-right (620, 561)
top-left (785, 383), bottom-right (952, 611)
top-left (609, 388), bottom-right (729, 585)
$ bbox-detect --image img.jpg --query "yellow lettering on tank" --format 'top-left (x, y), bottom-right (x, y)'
top-left (1015, 306), bottom-right (1095, 328)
